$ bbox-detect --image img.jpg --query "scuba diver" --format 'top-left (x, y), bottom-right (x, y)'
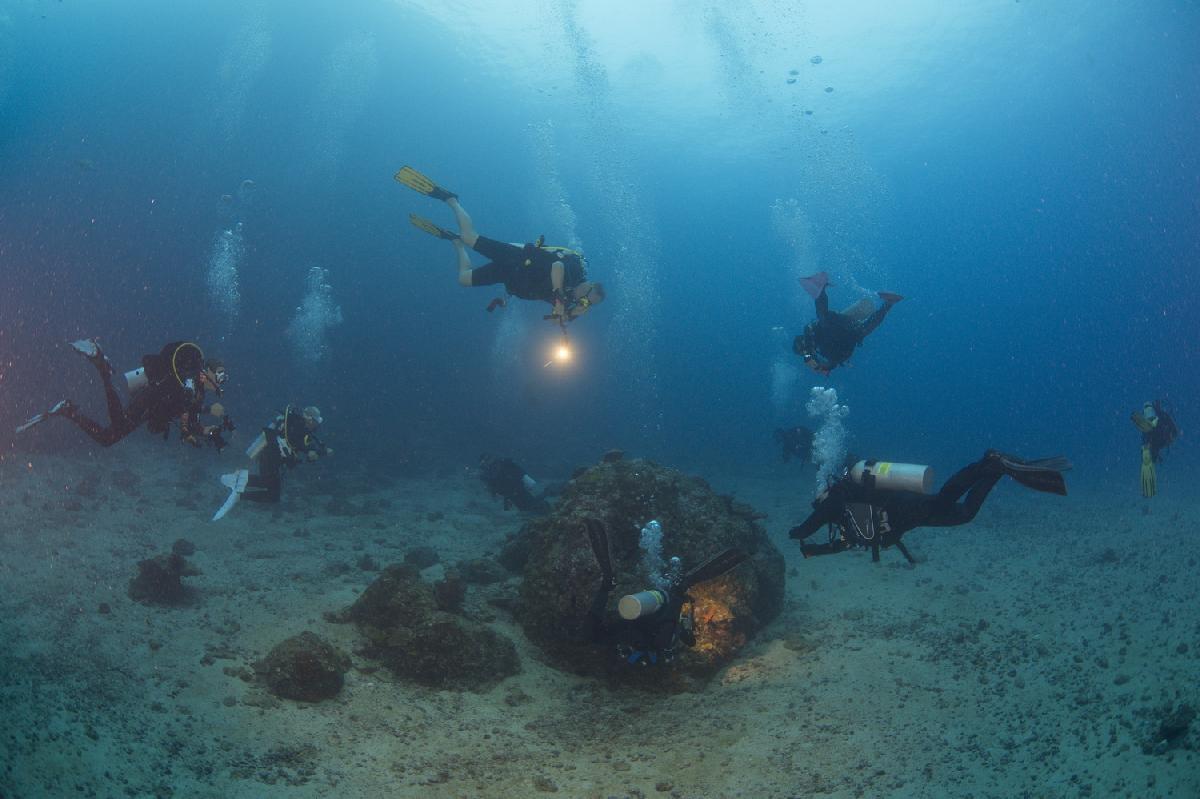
top-left (774, 425), bottom-right (814, 463)
top-left (583, 518), bottom-right (748, 666)
top-left (213, 405), bottom-right (331, 520)
top-left (16, 339), bottom-right (232, 450)
top-left (395, 165), bottom-right (605, 326)
top-left (1132, 399), bottom-right (1180, 498)
top-left (789, 451), bottom-right (1070, 563)
top-left (792, 271), bottom-right (903, 376)
top-left (478, 455), bottom-right (551, 513)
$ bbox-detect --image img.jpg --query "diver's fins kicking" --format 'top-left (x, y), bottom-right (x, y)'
top-left (1140, 446), bottom-right (1156, 498)
top-left (988, 452), bottom-right (1071, 496)
top-left (394, 165), bottom-right (456, 202)
top-left (681, 548), bottom-right (749, 590)
top-left (212, 469), bottom-right (249, 521)
top-left (583, 518), bottom-right (614, 584)
top-left (409, 213), bottom-right (459, 241)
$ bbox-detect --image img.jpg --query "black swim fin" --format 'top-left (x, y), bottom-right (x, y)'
top-left (992, 453), bottom-right (1071, 496)
top-left (582, 518), bottom-right (614, 583)
top-left (681, 548), bottom-right (749, 590)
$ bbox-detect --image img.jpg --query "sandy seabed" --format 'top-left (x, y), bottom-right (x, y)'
top-left (0, 441), bottom-right (1196, 799)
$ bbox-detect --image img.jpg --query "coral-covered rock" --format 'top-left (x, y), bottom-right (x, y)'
top-left (403, 546), bottom-right (440, 569)
top-left (128, 553), bottom-right (201, 606)
top-left (344, 565), bottom-right (518, 690)
top-left (457, 557), bottom-right (508, 584)
top-left (511, 458), bottom-right (785, 683)
top-left (433, 569), bottom-right (466, 612)
top-left (255, 631), bottom-right (350, 702)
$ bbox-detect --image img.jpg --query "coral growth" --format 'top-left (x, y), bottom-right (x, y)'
top-left (339, 565), bottom-right (518, 690)
top-left (127, 553), bottom-right (201, 606)
top-left (505, 457), bottom-right (785, 684)
top-left (255, 631), bottom-right (350, 702)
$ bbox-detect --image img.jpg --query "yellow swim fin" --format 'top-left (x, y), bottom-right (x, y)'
top-left (409, 213), bottom-right (459, 241)
top-left (394, 165), bottom-right (456, 201)
top-left (1140, 445), bottom-right (1156, 498)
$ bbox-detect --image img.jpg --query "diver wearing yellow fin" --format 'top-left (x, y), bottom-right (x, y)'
top-left (395, 165), bottom-right (605, 324)
top-left (1131, 399), bottom-right (1180, 498)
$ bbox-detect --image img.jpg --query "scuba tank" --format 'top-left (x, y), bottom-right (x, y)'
top-left (618, 589), bottom-right (668, 620)
top-left (124, 367), bottom-right (148, 396)
top-left (246, 432), bottom-right (267, 459)
top-left (849, 460), bottom-right (934, 494)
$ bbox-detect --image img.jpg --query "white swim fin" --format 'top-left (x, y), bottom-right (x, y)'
top-left (212, 469), bottom-right (249, 521)
top-left (15, 400), bottom-right (71, 434)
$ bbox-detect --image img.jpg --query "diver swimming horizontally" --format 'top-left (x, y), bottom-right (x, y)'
top-left (395, 165), bottom-right (605, 326)
top-left (789, 451), bottom-right (1070, 563)
top-left (17, 339), bottom-right (233, 450)
top-left (793, 271), bottom-right (902, 376)
top-left (582, 518), bottom-right (748, 666)
top-left (1131, 399), bottom-right (1180, 498)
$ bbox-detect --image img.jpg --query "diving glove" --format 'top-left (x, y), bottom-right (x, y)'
top-left (1140, 445), bottom-right (1156, 498)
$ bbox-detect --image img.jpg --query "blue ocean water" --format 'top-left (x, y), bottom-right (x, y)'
top-left (2, 1), bottom-right (1196, 485)
top-left (1, 4), bottom-right (1199, 797)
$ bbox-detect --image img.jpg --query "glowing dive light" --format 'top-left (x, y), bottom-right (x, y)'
top-left (544, 337), bottom-right (574, 368)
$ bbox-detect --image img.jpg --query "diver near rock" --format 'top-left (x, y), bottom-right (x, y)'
top-left (213, 405), bottom-right (331, 520)
top-left (479, 454), bottom-right (555, 513)
top-left (583, 518), bottom-right (748, 666)
top-left (395, 164), bottom-right (605, 326)
top-left (1131, 399), bottom-right (1179, 498)
top-left (16, 339), bottom-right (232, 449)
top-left (789, 451), bottom-right (1071, 563)
top-left (792, 271), bottom-right (902, 376)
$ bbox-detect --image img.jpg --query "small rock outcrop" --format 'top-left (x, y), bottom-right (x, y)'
top-left (403, 546), bottom-right (440, 569)
top-left (1145, 703), bottom-right (1196, 754)
top-left (255, 632), bottom-right (350, 702)
top-left (505, 457), bottom-right (785, 684)
top-left (456, 557), bottom-right (508, 585)
top-left (341, 565), bottom-right (518, 690)
top-left (128, 553), bottom-right (201, 606)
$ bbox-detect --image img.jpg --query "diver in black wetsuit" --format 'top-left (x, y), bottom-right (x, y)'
top-left (774, 425), bottom-right (814, 463)
top-left (241, 406), bottom-right (331, 504)
top-left (789, 451), bottom-right (1070, 563)
top-left (395, 164), bottom-right (605, 324)
top-left (16, 339), bottom-right (232, 450)
top-left (479, 455), bottom-right (550, 513)
top-left (212, 406), bottom-right (330, 521)
top-left (1132, 399), bottom-right (1180, 498)
top-left (582, 519), bottom-right (747, 666)
top-left (792, 271), bottom-right (903, 376)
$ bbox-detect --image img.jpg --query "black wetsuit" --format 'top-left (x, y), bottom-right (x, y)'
top-left (243, 407), bottom-right (328, 504)
top-left (586, 583), bottom-right (695, 667)
top-left (1142, 402), bottom-right (1180, 463)
top-left (789, 455), bottom-right (1005, 558)
top-left (794, 288), bottom-right (894, 372)
top-left (468, 236), bottom-right (586, 301)
top-left (480, 457), bottom-right (548, 512)
top-left (60, 341), bottom-right (210, 447)
top-left (775, 426), bottom-right (814, 463)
